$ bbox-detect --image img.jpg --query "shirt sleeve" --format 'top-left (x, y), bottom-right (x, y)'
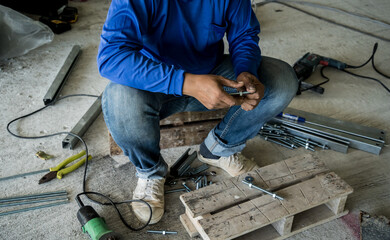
top-left (97, 0), bottom-right (185, 95)
top-left (226, 0), bottom-right (261, 78)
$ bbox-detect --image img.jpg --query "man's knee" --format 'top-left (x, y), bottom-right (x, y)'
top-left (102, 82), bottom-right (159, 124)
top-left (259, 57), bottom-right (298, 101)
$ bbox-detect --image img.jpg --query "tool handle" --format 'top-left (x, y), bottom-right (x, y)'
top-left (56, 155), bottom-right (92, 179)
top-left (50, 150), bottom-right (86, 172)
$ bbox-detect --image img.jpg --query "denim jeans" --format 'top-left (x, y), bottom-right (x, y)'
top-left (102, 56), bottom-right (298, 179)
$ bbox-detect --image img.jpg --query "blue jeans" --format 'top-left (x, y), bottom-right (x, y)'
top-left (102, 56), bottom-right (298, 179)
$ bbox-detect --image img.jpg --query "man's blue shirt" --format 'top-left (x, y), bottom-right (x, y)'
top-left (97, 0), bottom-right (261, 96)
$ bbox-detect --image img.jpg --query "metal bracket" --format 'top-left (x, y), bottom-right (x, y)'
top-left (43, 45), bottom-right (81, 105)
top-left (62, 94), bottom-right (102, 149)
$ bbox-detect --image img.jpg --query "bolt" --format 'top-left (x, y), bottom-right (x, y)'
top-left (242, 180), bottom-right (284, 201)
top-left (182, 183), bottom-right (192, 192)
top-left (147, 230), bottom-right (178, 235)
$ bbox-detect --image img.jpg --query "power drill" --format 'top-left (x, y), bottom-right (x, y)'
top-left (294, 52), bottom-right (348, 94)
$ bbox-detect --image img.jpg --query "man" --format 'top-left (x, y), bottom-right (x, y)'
top-left (98, 0), bottom-right (298, 225)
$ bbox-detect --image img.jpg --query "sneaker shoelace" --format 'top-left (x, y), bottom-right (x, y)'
top-left (227, 153), bottom-right (248, 171)
top-left (144, 179), bottom-right (163, 199)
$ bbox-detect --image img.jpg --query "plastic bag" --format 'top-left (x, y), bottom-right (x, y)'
top-left (0, 5), bottom-right (54, 60)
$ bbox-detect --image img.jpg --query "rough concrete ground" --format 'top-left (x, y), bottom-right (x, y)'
top-left (0, 0), bottom-right (389, 239)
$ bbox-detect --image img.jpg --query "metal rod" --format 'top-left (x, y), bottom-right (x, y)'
top-left (0, 197), bottom-right (68, 208)
top-left (0, 200), bottom-right (69, 217)
top-left (43, 45), bottom-right (81, 105)
top-left (0, 169), bottom-right (48, 182)
top-left (62, 94), bottom-right (102, 149)
top-left (147, 230), bottom-right (178, 235)
top-left (0, 190), bottom-right (67, 203)
top-left (182, 183), bottom-right (192, 192)
top-left (242, 180), bottom-right (284, 201)
top-left (282, 107), bottom-right (386, 144)
top-left (165, 188), bottom-right (186, 194)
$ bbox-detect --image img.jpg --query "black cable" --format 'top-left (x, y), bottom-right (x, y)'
top-left (76, 192), bottom-right (152, 231)
top-left (342, 69), bottom-right (390, 93)
top-left (6, 94), bottom-right (152, 231)
top-left (299, 66), bottom-right (330, 92)
top-left (346, 43), bottom-right (378, 69)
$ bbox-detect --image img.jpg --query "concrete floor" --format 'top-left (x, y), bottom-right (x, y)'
top-left (0, 0), bottom-right (389, 239)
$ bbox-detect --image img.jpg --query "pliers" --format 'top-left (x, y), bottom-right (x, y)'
top-left (39, 150), bottom-right (91, 184)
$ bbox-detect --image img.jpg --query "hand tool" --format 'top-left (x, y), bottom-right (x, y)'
top-left (39, 150), bottom-right (92, 184)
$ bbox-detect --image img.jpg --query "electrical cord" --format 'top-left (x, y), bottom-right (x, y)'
top-left (300, 43), bottom-right (390, 94)
top-left (6, 94), bottom-right (152, 231)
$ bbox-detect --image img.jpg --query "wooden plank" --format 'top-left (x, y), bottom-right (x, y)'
top-left (197, 172), bottom-right (352, 240)
top-left (160, 120), bottom-right (219, 149)
top-left (180, 180), bottom-right (247, 218)
top-left (159, 109), bottom-right (227, 126)
top-left (200, 200), bottom-right (270, 240)
top-left (272, 216), bottom-right (294, 236)
top-left (180, 214), bottom-right (199, 238)
top-left (180, 154), bottom-right (329, 218)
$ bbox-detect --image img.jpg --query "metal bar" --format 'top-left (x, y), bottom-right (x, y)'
top-left (43, 45), bottom-right (81, 105)
top-left (0, 190), bottom-right (67, 203)
top-left (242, 180), bottom-right (284, 201)
top-left (0, 169), bottom-right (48, 182)
top-left (0, 200), bottom-right (69, 217)
top-left (0, 197), bottom-right (68, 208)
top-left (280, 124), bottom-right (349, 153)
top-left (62, 94), bottom-right (102, 149)
top-left (283, 108), bottom-right (386, 144)
top-left (178, 151), bottom-right (197, 176)
top-left (272, 118), bottom-right (383, 155)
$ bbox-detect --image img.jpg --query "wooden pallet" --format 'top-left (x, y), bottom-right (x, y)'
top-left (179, 154), bottom-right (353, 240)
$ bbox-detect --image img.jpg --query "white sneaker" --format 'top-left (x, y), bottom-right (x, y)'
top-left (198, 152), bottom-right (259, 177)
top-left (131, 178), bottom-right (165, 224)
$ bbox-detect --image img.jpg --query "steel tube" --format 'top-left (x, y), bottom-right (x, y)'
top-left (62, 94), bottom-right (102, 149)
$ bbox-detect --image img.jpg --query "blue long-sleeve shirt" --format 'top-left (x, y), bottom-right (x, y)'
top-left (97, 0), bottom-right (261, 96)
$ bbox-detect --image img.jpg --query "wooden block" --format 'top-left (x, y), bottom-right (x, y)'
top-left (272, 216), bottom-right (294, 236)
top-left (180, 214), bottom-right (199, 238)
top-left (326, 196), bottom-right (348, 215)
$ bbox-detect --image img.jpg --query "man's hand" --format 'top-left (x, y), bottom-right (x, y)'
top-left (236, 72), bottom-right (265, 111)
top-left (183, 73), bottom-right (245, 110)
